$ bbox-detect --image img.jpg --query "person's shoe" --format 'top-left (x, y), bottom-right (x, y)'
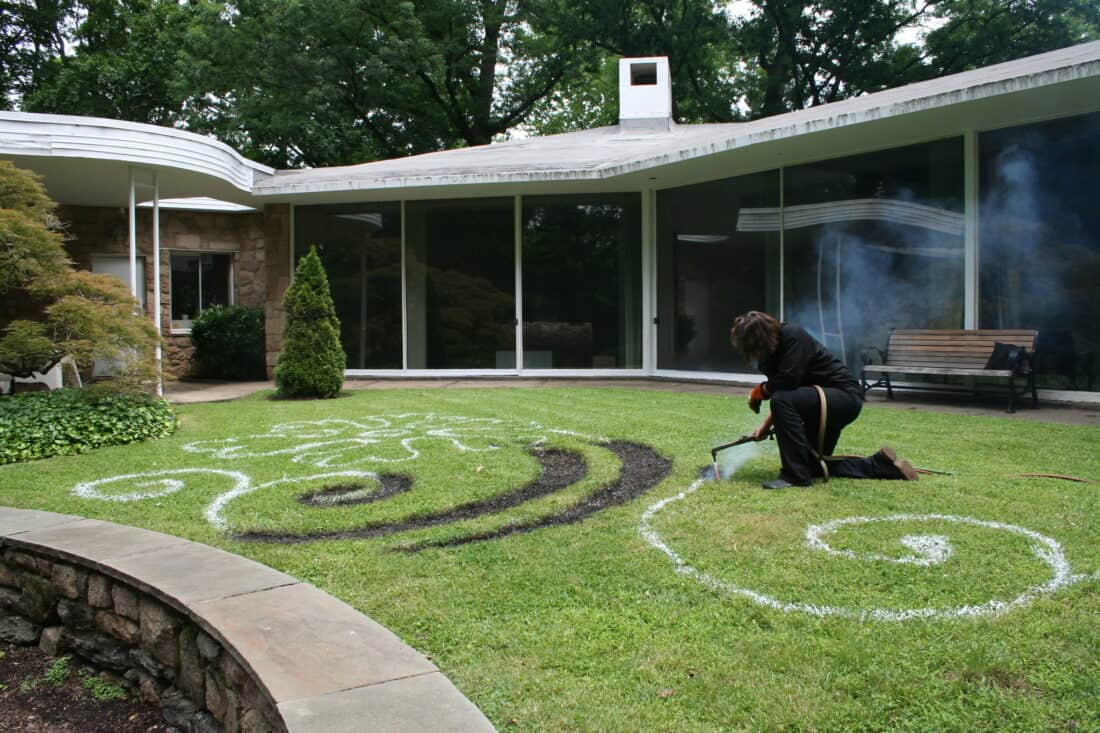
top-left (875, 446), bottom-right (919, 481)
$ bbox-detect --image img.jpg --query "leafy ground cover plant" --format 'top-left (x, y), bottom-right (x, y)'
top-left (0, 387), bottom-right (1097, 732)
top-left (0, 387), bottom-right (176, 464)
top-left (189, 304), bottom-right (266, 380)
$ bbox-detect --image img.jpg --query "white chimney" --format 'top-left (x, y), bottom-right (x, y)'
top-left (618, 57), bottom-right (673, 131)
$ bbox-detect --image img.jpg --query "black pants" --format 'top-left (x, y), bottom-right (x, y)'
top-left (770, 387), bottom-right (897, 484)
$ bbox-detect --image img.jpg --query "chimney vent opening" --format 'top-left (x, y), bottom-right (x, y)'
top-left (630, 62), bottom-right (658, 86)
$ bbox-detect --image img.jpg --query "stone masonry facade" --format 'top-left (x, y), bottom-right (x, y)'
top-left (0, 546), bottom-right (284, 733)
top-left (62, 206), bottom-right (269, 379)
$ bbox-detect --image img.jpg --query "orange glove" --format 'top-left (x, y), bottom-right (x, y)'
top-left (748, 382), bottom-right (769, 414)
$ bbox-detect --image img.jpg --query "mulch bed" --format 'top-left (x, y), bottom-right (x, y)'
top-left (0, 642), bottom-right (169, 733)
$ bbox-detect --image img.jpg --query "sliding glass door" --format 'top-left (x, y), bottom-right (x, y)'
top-left (405, 198), bottom-right (516, 369)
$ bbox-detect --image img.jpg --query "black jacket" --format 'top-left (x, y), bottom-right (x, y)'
top-left (759, 323), bottom-right (863, 399)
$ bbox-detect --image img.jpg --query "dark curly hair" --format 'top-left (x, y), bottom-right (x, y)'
top-left (730, 311), bottom-right (781, 362)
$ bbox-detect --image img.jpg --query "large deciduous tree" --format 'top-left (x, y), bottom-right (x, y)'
top-left (175, 0), bottom-right (592, 167)
top-left (3, 0), bottom-right (1099, 162)
top-left (0, 161), bottom-right (158, 391)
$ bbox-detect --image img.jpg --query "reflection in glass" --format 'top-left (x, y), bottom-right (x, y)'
top-left (405, 199), bottom-right (515, 369)
top-left (980, 112), bottom-right (1100, 391)
top-left (170, 251), bottom-right (232, 331)
top-left (200, 253), bottom-right (230, 309)
top-left (170, 254), bottom-right (199, 329)
top-left (294, 203), bottom-right (402, 369)
top-left (782, 139), bottom-right (965, 370)
top-left (522, 195), bottom-right (641, 368)
top-left (657, 171), bottom-right (781, 371)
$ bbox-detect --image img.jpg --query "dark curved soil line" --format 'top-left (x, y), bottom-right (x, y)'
top-left (398, 441), bottom-right (671, 552)
top-left (235, 449), bottom-right (585, 544)
top-left (297, 476), bottom-right (412, 506)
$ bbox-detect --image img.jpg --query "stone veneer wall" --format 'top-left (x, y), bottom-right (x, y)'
top-left (0, 545), bottom-right (283, 733)
top-left (262, 205), bottom-right (292, 379)
top-left (62, 206), bottom-right (267, 379)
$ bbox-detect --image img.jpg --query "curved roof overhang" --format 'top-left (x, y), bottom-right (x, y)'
top-left (0, 112), bottom-right (273, 208)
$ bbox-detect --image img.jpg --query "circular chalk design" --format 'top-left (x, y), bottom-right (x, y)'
top-left (640, 476), bottom-right (1097, 621)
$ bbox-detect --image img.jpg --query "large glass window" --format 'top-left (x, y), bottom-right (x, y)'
top-left (295, 204), bottom-right (402, 369)
top-left (405, 199), bottom-right (515, 369)
top-left (657, 170), bottom-right (781, 371)
top-left (980, 112), bottom-right (1100, 391)
top-left (522, 194), bottom-right (642, 368)
top-left (170, 252), bottom-right (231, 331)
top-left (783, 139), bottom-right (965, 370)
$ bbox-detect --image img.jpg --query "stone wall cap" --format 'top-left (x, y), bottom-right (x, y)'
top-left (0, 506), bottom-right (496, 732)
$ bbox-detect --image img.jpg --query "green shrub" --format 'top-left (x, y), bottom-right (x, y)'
top-left (190, 305), bottom-right (266, 380)
top-left (0, 387), bottom-right (177, 464)
top-left (274, 246), bottom-right (344, 398)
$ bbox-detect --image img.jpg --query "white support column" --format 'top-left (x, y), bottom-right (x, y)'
top-left (641, 188), bottom-right (655, 374)
top-left (514, 195), bottom-right (523, 372)
top-left (964, 130), bottom-right (980, 329)
top-left (128, 168), bottom-right (138, 301)
top-left (152, 171), bottom-right (163, 397)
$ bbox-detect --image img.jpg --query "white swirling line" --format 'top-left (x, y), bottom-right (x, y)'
top-left (72, 468), bottom-right (384, 531)
top-left (640, 475), bottom-right (1100, 622)
top-left (179, 414), bottom-right (599, 468)
top-left (71, 415), bottom-right (603, 531)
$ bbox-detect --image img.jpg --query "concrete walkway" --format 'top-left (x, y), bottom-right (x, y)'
top-left (166, 378), bottom-right (1100, 427)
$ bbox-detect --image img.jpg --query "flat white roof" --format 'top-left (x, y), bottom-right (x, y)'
top-left (253, 40), bottom-right (1100, 200)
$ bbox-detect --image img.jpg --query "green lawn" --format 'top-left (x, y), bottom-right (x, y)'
top-left (2, 387), bottom-right (1099, 732)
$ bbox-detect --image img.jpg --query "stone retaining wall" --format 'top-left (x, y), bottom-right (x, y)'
top-left (0, 544), bottom-right (283, 733)
top-left (0, 508), bottom-right (497, 733)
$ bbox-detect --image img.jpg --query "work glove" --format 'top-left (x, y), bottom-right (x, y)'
top-left (748, 382), bottom-right (768, 414)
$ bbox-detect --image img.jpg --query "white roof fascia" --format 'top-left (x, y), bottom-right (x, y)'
top-left (251, 40), bottom-right (1100, 198)
top-left (0, 111), bottom-right (274, 192)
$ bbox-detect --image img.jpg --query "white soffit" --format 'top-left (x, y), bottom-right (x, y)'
top-left (0, 112), bottom-right (273, 207)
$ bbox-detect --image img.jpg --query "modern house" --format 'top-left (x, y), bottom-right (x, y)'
top-left (2, 42), bottom-right (1099, 400)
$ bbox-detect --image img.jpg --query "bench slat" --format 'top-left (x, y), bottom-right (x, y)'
top-left (884, 356), bottom-right (990, 365)
top-left (889, 338), bottom-right (1036, 347)
top-left (864, 365), bottom-right (1014, 377)
top-left (888, 329), bottom-right (1038, 337)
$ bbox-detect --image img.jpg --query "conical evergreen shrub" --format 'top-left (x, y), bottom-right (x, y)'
top-left (274, 246), bottom-right (344, 398)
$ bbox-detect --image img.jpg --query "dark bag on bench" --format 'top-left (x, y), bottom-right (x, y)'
top-left (985, 342), bottom-right (1026, 371)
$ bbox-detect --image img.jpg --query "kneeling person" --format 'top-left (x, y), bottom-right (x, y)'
top-left (729, 311), bottom-right (918, 490)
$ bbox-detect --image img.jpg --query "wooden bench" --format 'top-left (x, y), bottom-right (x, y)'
top-left (861, 329), bottom-right (1039, 412)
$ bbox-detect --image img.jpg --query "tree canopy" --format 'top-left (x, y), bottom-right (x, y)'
top-left (0, 161), bottom-right (158, 389)
top-left (3, 0), bottom-right (1098, 165)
